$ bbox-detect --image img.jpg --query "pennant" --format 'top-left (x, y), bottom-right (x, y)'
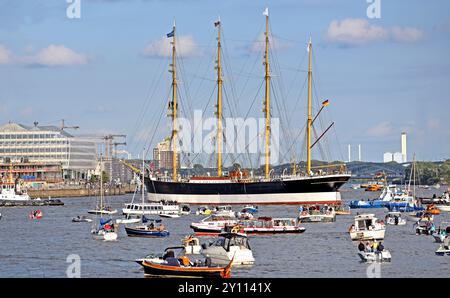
top-left (322, 99), bottom-right (330, 106)
top-left (166, 29), bottom-right (174, 38)
top-left (263, 7), bottom-right (269, 16)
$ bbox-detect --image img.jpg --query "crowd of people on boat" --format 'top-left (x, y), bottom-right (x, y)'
top-left (357, 240), bottom-right (385, 253)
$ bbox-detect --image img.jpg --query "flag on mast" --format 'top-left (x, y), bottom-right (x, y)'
top-left (214, 16), bottom-right (221, 27)
top-left (167, 29), bottom-right (174, 38)
top-left (263, 7), bottom-right (269, 17)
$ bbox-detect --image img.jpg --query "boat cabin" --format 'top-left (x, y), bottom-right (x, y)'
top-left (210, 233), bottom-right (251, 252)
top-left (354, 214), bottom-right (380, 231)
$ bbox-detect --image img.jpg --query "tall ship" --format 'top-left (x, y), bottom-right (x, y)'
top-left (144, 9), bottom-right (351, 205)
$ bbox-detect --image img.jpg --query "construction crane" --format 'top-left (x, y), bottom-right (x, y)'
top-left (113, 142), bottom-right (127, 158)
top-left (102, 135), bottom-right (126, 160)
top-left (60, 119), bottom-right (79, 131)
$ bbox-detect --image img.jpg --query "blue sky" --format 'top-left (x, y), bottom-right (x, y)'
top-left (0, 0), bottom-right (449, 164)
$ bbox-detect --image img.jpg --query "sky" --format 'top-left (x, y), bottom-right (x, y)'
top-left (0, 0), bottom-right (449, 165)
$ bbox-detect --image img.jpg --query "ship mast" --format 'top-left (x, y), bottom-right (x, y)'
top-left (263, 8), bottom-right (271, 179)
top-left (215, 18), bottom-right (223, 177)
top-left (306, 38), bottom-right (313, 176)
top-left (170, 21), bottom-right (178, 181)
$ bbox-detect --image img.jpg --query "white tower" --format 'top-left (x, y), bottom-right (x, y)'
top-left (401, 132), bottom-right (407, 163)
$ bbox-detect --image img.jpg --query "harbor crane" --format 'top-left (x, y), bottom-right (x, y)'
top-left (113, 142), bottom-right (127, 158)
top-left (60, 119), bottom-right (79, 131)
top-left (102, 134), bottom-right (126, 160)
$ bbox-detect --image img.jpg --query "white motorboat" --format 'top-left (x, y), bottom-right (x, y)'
top-left (385, 211), bottom-right (406, 226)
top-left (298, 205), bottom-right (336, 223)
top-left (358, 250), bottom-right (392, 262)
top-left (190, 214), bottom-right (239, 235)
top-left (349, 214), bottom-right (386, 241)
top-left (182, 235), bottom-right (202, 255)
top-left (201, 232), bottom-right (255, 266)
top-left (436, 236), bottom-right (450, 256)
top-left (0, 184), bottom-right (30, 201)
top-left (180, 205), bottom-right (191, 215)
top-left (122, 202), bottom-right (179, 216)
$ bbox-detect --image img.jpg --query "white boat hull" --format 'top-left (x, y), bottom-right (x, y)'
top-left (88, 209), bottom-right (118, 215)
top-left (358, 250), bottom-right (391, 262)
top-left (116, 218), bottom-right (141, 224)
top-left (148, 191), bottom-right (343, 205)
top-left (350, 229), bottom-right (385, 241)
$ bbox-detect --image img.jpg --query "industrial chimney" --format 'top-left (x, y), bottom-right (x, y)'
top-left (401, 132), bottom-right (407, 163)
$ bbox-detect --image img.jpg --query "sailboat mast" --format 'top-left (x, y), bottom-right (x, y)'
top-left (216, 19), bottom-right (223, 177)
top-left (142, 149), bottom-right (145, 206)
top-left (169, 21), bottom-right (178, 182)
top-left (263, 8), bottom-right (271, 179)
top-left (306, 38), bottom-right (313, 176)
top-left (100, 154), bottom-right (103, 209)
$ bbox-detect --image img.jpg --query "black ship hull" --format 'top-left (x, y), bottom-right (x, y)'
top-left (145, 174), bottom-right (350, 205)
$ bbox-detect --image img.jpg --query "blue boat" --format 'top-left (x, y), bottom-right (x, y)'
top-left (349, 200), bottom-right (386, 209)
top-left (125, 216), bottom-right (170, 238)
top-left (241, 205), bottom-right (258, 214)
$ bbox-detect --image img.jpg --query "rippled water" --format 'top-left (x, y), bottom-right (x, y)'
top-left (1, 186), bottom-right (449, 278)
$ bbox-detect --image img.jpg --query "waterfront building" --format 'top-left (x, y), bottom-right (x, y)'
top-left (0, 159), bottom-right (63, 188)
top-left (0, 122), bottom-right (97, 180)
top-left (152, 138), bottom-right (180, 170)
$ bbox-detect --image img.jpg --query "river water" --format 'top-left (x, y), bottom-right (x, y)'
top-left (0, 186), bottom-right (449, 278)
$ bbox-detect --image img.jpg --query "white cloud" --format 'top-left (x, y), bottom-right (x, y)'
top-left (390, 26), bottom-right (424, 43)
top-left (325, 18), bottom-right (424, 47)
top-left (0, 44), bottom-right (88, 67)
top-left (250, 33), bottom-right (294, 53)
top-left (143, 35), bottom-right (201, 58)
top-left (24, 45), bottom-right (88, 66)
top-left (366, 121), bottom-right (394, 137)
top-left (0, 44), bottom-right (14, 64)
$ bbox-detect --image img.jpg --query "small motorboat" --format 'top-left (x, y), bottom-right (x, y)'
top-left (180, 205), bottom-right (191, 215)
top-left (435, 237), bottom-right (450, 256)
top-left (190, 214), bottom-right (239, 235)
top-left (213, 205), bottom-right (236, 217)
top-left (182, 235), bottom-right (202, 255)
top-left (29, 210), bottom-right (43, 219)
top-left (436, 204), bottom-right (450, 212)
top-left (433, 223), bottom-right (450, 242)
top-left (385, 211), bottom-right (406, 226)
top-left (241, 205), bottom-right (258, 214)
top-left (414, 219), bottom-right (436, 235)
top-left (298, 205), bottom-right (336, 223)
top-left (196, 206), bottom-right (213, 216)
top-left (72, 215), bottom-right (93, 223)
top-left (358, 250), bottom-right (392, 262)
top-left (356, 239), bottom-right (391, 262)
top-left (229, 217), bottom-right (306, 235)
top-left (348, 214), bottom-right (386, 241)
top-left (135, 247), bottom-right (233, 278)
top-left (406, 211), bottom-right (433, 222)
top-left (125, 217), bottom-right (170, 238)
top-left (201, 232), bottom-right (255, 266)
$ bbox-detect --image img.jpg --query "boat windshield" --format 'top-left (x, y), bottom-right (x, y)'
top-left (224, 236), bottom-right (250, 251)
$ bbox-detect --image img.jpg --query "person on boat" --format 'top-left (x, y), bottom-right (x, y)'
top-left (377, 242), bottom-right (384, 252)
top-left (358, 242), bottom-right (365, 252)
top-left (163, 250), bottom-right (175, 260)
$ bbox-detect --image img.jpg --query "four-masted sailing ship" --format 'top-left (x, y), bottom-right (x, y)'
top-left (145, 9), bottom-right (351, 205)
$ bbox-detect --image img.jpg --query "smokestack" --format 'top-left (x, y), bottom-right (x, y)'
top-left (401, 132), bottom-right (407, 163)
top-left (358, 144), bottom-right (361, 162)
top-left (348, 144), bottom-right (351, 162)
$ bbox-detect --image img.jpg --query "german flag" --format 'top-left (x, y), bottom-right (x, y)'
top-left (322, 99), bottom-right (330, 106)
